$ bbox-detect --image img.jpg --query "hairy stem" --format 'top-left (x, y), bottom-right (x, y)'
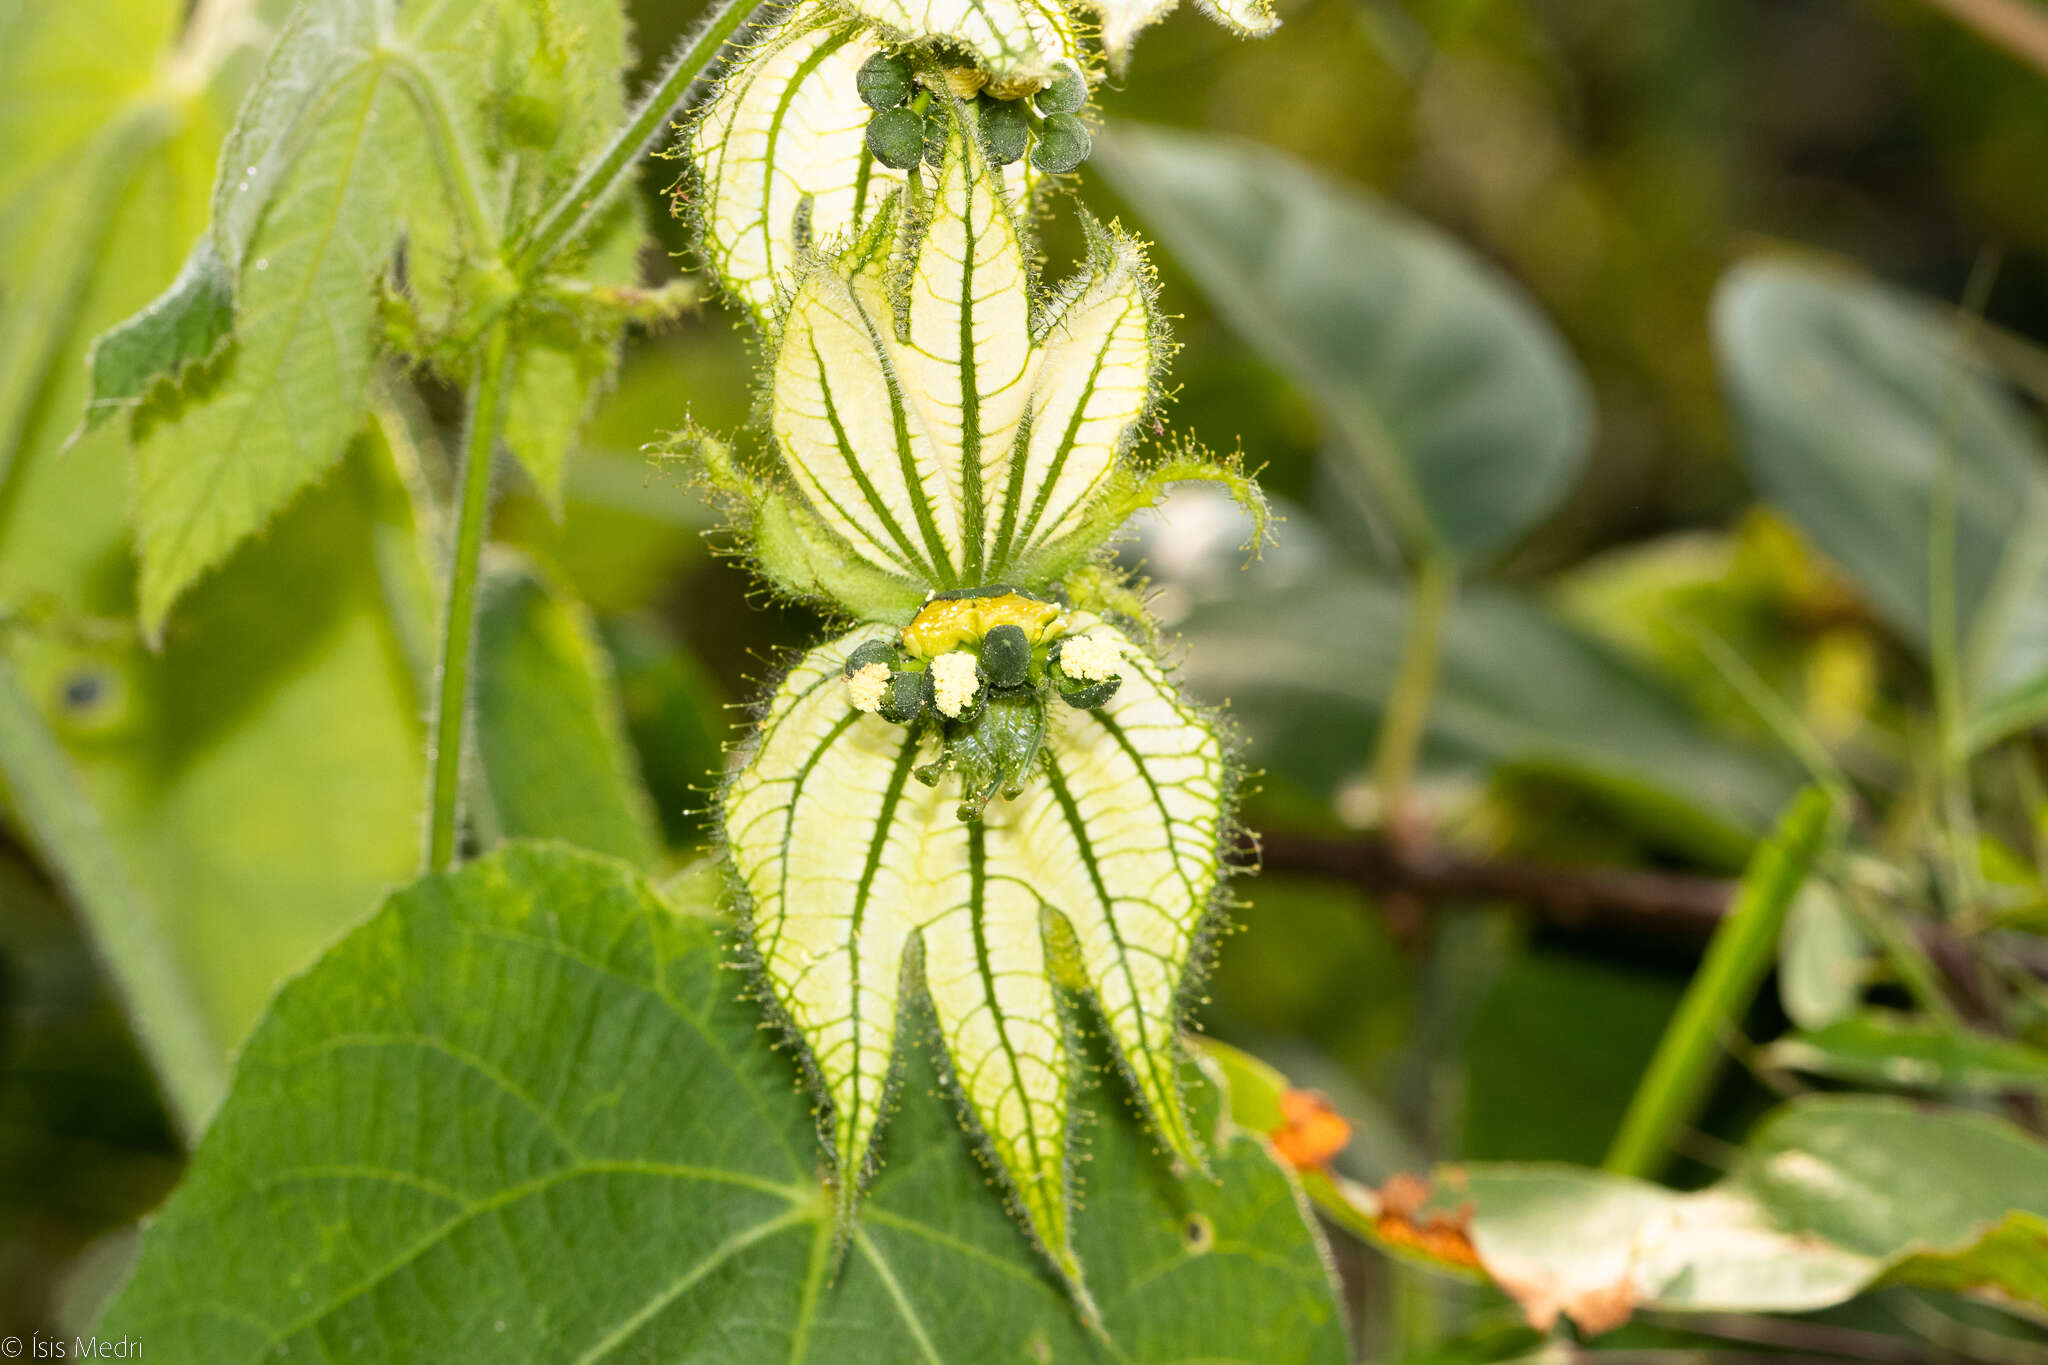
top-left (511, 0), bottom-right (761, 277)
top-left (0, 654), bottom-right (224, 1140)
top-left (1372, 552), bottom-right (1456, 833)
top-left (1602, 786), bottom-right (1836, 1179)
top-left (425, 321), bottom-right (512, 872)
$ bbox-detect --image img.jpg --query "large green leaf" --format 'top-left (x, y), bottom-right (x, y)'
top-left (473, 555), bottom-right (664, 870)
top-left (1176, 569), bottom-right (1799, 861)
top-left (104, 843), bottom-right (1349, 1363)
top-left (1094, 125), bottom-right (1593, 565)
top-left (1716, 261), bottom-right (2048, 749)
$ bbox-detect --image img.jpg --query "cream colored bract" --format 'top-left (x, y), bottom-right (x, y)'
top-left (770, 134), bottom-right (1159, 601)
top-left (724, 617), bottom-right (1226, 1277)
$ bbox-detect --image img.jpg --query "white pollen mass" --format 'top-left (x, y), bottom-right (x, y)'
top-left (930, 651), bottom-right (981, 717)
top-left (1060, 632), bottom-right (1125, 683)
top-left (845, 662), bottom-right (889, 712)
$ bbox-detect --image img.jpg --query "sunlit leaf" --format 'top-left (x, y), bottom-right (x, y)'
top-left (722, 617), bottom-right (1226, 1279)
top-left (1096, 124), bottom-right (1593, 565)
top-left (103, 843), bottom-right (1347, 1363)
top-left (836, 0), bottom-right (1080, 87)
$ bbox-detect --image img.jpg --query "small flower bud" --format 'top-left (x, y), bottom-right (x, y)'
top-left (856, 51), bottom-right (914, 110)
top-left (844, 639), bottom-right (898, 677)
top-left (979, 623), bottom-right (1032, 688)
top-left (1030, 113), bottom-right (1091, 174)
top-left (979, 98), bottom-right (1029, 166)
top-left (865, 107), bottom-right (926, 170)
top-left (1035, 62), bottom-right (1087, 115)
top-left (880, 669), bottom-right (932, 725)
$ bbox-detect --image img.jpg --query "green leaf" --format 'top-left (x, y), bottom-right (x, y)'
top-left (598, 615), bottom-right (728, 848)
top-left (128, 2), bottom-right (435, 637)
top-left (4, 455), bottom-right (429, 1066)
top-left (80, 239), bottom-right (234, 433)
top-left (1778, 881), bottom-right (1870, 1030)
top-left (0, 0), bottom-right (422, 1104)
top-left (473, 556), bottom-right (663, 870)
top-left (1761, 1009), bottom-right (2048, 1095)
top-left (1317, 1094), bottom-right (2048, 1335)
top-left (723, 616), bottom-right (1229, 1280)
top-left (1094, 125), bottom-right (1593, 565)
top-left (1716, 260), bottom-right (2048, 749)
top-left (103, 842), bottom-right (1349, 1363)
top-left (1177, 570), bottom-right (1799, 863)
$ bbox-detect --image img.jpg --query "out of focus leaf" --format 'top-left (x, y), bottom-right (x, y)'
top-left (1177, 570), bottom-right (1799, 862)
top-left (1716, 261), bottom-right (2048, 750)
top-left (598, 614), bottom-right (728, 847)
top-left (0, 0), bottom-right (422, 1089)
top-left (1761, 1009), bottom-right (2048, 1095)
top-left (1778, 882), bottom-right (1870, 1030)
top-left (1095, 124), bottom-right (1593, 564)
top-left (473, 557), bottom-right (663, 869)
top-left (104, 843), bottom-right (1350, 1363)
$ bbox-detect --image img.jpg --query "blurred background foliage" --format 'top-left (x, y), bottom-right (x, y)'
top-left (9, 0), bottom-right (2048, 1355)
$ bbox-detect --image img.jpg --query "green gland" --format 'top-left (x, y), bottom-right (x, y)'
top-left (1031, 113), bottom-right (1092, 173)
top-left (1036, 61), bottom-right (1087, 115)
top-left (865, 106), bottom-right (926, 170)
top-left (856, 51), bottom-right (914, 110)
top-left (979, 98), bottom-right (1030, 166)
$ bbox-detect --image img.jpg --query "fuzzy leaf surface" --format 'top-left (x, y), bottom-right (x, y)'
top-left (722, 619), bottom-right (1226, 1277)
top-left (103, 843), bottom-right (1347, 1364)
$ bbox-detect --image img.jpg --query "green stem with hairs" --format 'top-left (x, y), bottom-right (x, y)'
top-left (1372, 551), bottom-right (1456, 830)
top-left (511, 0), bottom-right (761, 277)
top-left (424, 321), bottom-right (512, 872)
top-left (1603, 786), bottom-right (1837, 1178)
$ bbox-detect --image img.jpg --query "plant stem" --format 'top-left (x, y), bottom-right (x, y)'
top-left (1372, 552), bottom-right (1456, 833)
top-left (511, 0), bottom-right (761, 277)
top-left (1602, 785), bottom-right (1836, 1179)
top-left (424, 321), bottom-right (512, 872)
top-left (0, 654), bottom-right (224, 1141)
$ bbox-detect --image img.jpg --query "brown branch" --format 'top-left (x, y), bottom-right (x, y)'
top-left (1252, 829), bottom-right (1735, 943)
top-left (1251, 829), bottom-right (2048, 982)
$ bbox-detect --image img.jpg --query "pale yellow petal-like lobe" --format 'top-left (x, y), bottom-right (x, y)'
top-left (724, 630), bottom-right (967, 1193)
top-left (837, 0), bottom-right (1080, 85)
top-left (919, 837), bottom-right (1074, 1266)
top-left (726, 630), bottom-right (1083, 1265)
top-left (893, 136), bottom-right (1034, 580)
top-left (1001, 618), bottom-right (1226, 1162)
top-left (1002, 243), bottom-right (1156, 563)
top-left (772, 267), bottom-right (954, 582)
top-left (692, 14), bottom-right (904, 323)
